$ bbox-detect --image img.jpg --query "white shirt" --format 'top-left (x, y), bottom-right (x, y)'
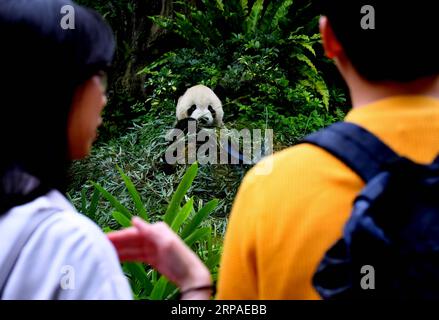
top-left (0, 190), bottom-right (133, 300)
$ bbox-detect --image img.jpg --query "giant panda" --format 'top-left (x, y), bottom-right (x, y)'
top-left (176, 84), bottom-right (224, 128)
top-left (173, 85), bottom-right (250, 165)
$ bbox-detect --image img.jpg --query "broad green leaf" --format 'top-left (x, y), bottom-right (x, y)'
top-left (117, 165), bottom-right (148, 221)
top-left (149, 276), bottom-right (169, 300)
top-left (163, 163), bottom-right (198, 225)
top-left (170, 198), bottom-right (194, 232)
top-left (162, 281), bottom-right (178, 300)
top-left (124, 263), bottom-right (153, 296)
top-left (92, 182), bottom-right (132, 219)
top-left (181, 199), bottom-right (219, 238)
top-left (112, 211), bottom-right (132, 228)
top-left (165, 286), bottom-right (180, 300)
top-left (184, 227), bottom-right (211, 247)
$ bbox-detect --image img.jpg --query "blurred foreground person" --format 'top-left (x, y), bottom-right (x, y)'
top-left (0, 0), bottom-right (211, 300)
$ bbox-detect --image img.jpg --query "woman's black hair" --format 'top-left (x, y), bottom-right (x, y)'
top-left (0, 0), bottom-right (115, 214)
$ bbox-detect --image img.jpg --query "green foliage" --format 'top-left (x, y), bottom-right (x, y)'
top-left (68, 112), bottom-right (241, 225)
top-left (163, 162), bottom-right (198, 225)
top-left (80, 163), bottom-right (222, 300)
top-left (68, 1), bottom-right (349, 300)
top-left (142, 0), bottom-right (346, 145)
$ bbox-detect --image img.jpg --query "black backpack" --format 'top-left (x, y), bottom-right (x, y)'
top-left (302, 122), bottom-right (439, 299)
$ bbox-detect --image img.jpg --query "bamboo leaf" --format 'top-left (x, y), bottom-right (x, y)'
top-left (92, 182), bottom-right (132, 219)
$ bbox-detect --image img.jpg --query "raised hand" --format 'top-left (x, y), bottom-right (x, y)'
top-left (107, 217), bottom-right (212, 300)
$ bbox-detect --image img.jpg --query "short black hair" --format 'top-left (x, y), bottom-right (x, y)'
top-left (0, 0), bottom-right (115, 213)
top-left (318, 1), bottom-right (438, 82)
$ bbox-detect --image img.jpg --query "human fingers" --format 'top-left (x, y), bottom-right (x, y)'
top-left (132, 217), bottom-right (175, 247)
top-left (116, 248), bottom-right (149, 262)
top-left (107, 227), bottom-right (144, 249)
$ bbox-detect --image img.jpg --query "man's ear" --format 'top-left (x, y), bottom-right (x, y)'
top-left (319, 16), bottom-right (344, 60)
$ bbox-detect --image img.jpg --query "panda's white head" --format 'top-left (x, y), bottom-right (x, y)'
top-left (176, 85), bottom-right (224, 127)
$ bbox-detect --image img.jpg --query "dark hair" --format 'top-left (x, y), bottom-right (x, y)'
top-left (318, 1), bottom-right (438, 82)
top-left (0, 0), bottom-right (115, 213)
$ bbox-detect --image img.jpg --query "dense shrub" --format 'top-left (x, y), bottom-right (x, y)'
top-left (141, 0), bottom-right (347, 144)
top-left (69, 0), bottom-right (349, 229)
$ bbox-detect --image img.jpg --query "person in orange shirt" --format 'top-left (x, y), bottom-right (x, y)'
top-left (216, 1), bottom-right (439, 299)
top-left (110, 1), bottom-right (439, 300)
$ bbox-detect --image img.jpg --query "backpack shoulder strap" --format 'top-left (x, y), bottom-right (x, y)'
top-left (302, 122), bottom-right (400, 182)
top-left (0, 208), bottom-right (58, 297)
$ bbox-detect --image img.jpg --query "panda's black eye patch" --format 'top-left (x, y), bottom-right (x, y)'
top-left (208, 105), bottom-right (216, 118)
top-left (187, 105), bottom-right (197, 117)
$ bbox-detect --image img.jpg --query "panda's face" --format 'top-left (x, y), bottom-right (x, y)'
top-left (176, 85), bottom-right (224, 127)
top-left (186, 104), bottom-right (217, 126)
